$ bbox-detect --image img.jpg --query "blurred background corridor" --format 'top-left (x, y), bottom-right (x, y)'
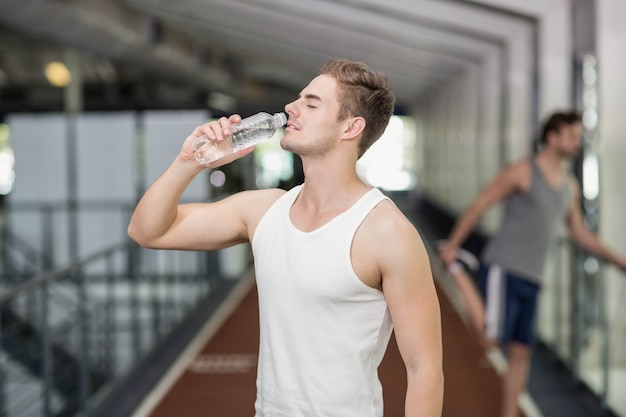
top-left (0, 1), bottom-right (625, 416)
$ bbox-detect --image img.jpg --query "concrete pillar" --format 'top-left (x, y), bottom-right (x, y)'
top-left (538, 0), bottom-right (573, 118)
top-left (596, 0), bottom-right (626, 369)
top-left (597, 2), bottom-right (626, 248)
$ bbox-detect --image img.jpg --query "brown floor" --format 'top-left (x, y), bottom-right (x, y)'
top-left (146, 284), bottom-right (503, 417)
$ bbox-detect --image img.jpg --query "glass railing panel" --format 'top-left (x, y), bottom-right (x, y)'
top-left (0, 241), bottom-right (235, 417)
top-left (538, 239), bottom-right (575, 362)
top-left (578, 264), bottom-right (626, 416)
top-left (541, 239), bottom-right (626, 417)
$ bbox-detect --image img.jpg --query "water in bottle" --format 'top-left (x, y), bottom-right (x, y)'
top-left (192, 112), bottom-right (288, 165)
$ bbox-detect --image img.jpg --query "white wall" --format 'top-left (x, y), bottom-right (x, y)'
top-left (8, 114), bottom-right (72, 265)
top-left (416, 47), bottom-right (505, 234)
top-left (538, 0), bottom-right (574, 118)
top-left (76, 113), bottom-right (136, 258)
top-left (7, 110), bottom-right (211, 270)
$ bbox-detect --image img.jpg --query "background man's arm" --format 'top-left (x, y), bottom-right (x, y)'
top-left (439, 161), bottom-right (528, 266)
top-left (566, 179), bottom-right (626, 271)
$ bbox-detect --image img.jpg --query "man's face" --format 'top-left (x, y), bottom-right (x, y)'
top-left (553, 122), bottom-right (583, 159)
top-left (281, 75), bottom-right (345, 157)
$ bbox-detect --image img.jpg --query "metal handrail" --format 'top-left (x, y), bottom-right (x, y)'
top-left (1, 227), bottom-right (52, 274)
top-left (0, 236), bottom-right (224, 417)
top-left (0, 242), bottom-right (129, 305)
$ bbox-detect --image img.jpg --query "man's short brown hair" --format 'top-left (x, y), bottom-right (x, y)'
top-left (320, 59), bottom-right (396, 158)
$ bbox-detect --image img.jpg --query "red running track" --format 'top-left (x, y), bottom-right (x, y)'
top-left (134, 276), bottom-right (505, 417)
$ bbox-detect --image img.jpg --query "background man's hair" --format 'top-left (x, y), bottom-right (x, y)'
top-left (541, 111), bottom-right (582, 144)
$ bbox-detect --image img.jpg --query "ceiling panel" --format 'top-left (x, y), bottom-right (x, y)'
top-left (0, 0), bottom-right (537, 113)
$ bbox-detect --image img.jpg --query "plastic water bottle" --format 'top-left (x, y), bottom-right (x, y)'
top-left (192, 111), bottom-right (287, 164)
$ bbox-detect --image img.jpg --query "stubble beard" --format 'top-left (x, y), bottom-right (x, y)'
top-left (281, 130), bottom-right (337, 160)
top-left (559, 145), bottom-right (581, 160)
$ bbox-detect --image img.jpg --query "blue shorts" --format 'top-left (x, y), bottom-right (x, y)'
top-left (479, 264), bottom-right (540, 346)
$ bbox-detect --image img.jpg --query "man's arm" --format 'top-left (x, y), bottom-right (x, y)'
top-left (565, 179), bottom-right (626, 272)
top-left (372, 205), bottom-right (443, 417)
top-left (439, 161), bottom-right (529, 266)
top-left (127, 115), bottom-right (264, 251)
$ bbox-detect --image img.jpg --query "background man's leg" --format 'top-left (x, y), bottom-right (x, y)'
top-left (502, 342), bottom-right (532, 417)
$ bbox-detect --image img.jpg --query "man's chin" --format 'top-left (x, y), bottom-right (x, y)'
top-left (563, 149), bottom-right (581, 159)
top-left (279, 138), bottom-right (290, 149)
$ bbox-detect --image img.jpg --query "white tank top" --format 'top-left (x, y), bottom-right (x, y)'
top-left (251, 184), bottom-right (393, 417)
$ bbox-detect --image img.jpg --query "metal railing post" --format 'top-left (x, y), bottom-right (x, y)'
top-left (553, 241), bottom-right (563, 354)
top-left (0, 307), bottom-right (6, 417)
top-left (571, 248), bottom-right (584, 379)
top-left (597, 265), bottom-right (610, 413)
top-left (104, 254), bottom-right (116, 378)
top-left (40, 284), bottom-right (52, 417)
top-left (76, 269), bottom-right (91, 410)
top-left (131, 247), bottom-right (142, 361)
top-left (41, 206), bottom-right (55, 271)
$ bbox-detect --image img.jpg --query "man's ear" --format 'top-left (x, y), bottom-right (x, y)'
top-left (545, 130), bottom-right (557, 147)
top-left (342, 117), bottom-right (366, 140)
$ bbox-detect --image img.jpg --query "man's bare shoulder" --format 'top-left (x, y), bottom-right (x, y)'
top-left (230, 187), bottom-right (287, 213)
top-left (497, 159), bottom-right (533, 191)
top-left (502, 159), bottom-right (532, 177)
top-left (365, 199), bottom-right (432, 281)
top-left (352, 197), bottom-right (426, 288)
top-left (229, 187), bottom-right (288, 233)
top-left (364, 199), bottom-right (422, 245)
top-left (238, 187), bottom-right (287, 201)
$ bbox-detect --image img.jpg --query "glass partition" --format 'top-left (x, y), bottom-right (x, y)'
top-left (539, 239), bottom-right (626, 416)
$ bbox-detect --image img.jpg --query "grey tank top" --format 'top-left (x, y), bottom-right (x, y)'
top-left (481, 159), bottom-right (571, 284)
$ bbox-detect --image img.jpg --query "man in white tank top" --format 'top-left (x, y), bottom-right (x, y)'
top-left (128, 59), bottom-right (443, 416)
top-left (438, 112), bottom-right (626, 417)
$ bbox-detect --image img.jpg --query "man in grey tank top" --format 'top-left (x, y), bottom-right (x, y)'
top-left (438, 111), bottom-right (626, 417)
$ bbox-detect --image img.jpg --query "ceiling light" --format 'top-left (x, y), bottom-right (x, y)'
top-left (44, 61), bottom-right (72, 87)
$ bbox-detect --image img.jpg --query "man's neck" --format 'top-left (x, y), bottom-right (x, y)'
top-left (298, 162), bottom-right (368, 210)
top-left (537, 148), bottom-right (570, 171)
